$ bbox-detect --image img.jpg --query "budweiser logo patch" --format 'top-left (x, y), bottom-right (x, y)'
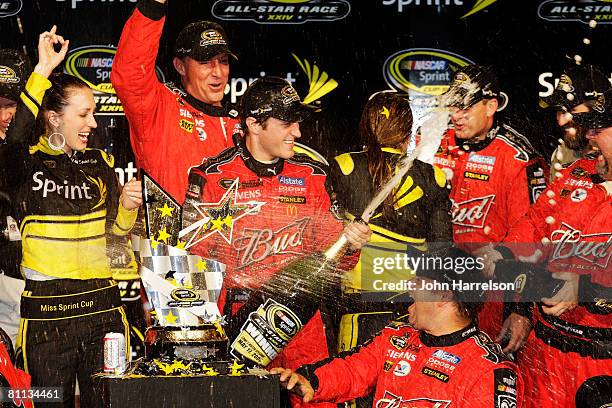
top-left (375, 391), bottom-right (451, 408)
top-left (451, 194), bottom-right (495, 228)
top-left (550, 223), bottom-right (612, 269)
top-left (233, 217), bottom-right (310, 269)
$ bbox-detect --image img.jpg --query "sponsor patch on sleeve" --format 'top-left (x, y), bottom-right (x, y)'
top-left (527, 162), bottom-right (547, 204)
top-left (494, 368), bottom-right (518, 408)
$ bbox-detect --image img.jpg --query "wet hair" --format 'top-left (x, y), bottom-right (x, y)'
top-left (40, 73), bottom-right (90, 127)
top-left (360, 92), bottom-right (414, 217)
top-left (455, 300), bottom-right (483, 322)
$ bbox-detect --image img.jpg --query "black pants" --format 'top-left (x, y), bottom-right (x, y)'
top-left (18, 279), bottom-right (129, 408)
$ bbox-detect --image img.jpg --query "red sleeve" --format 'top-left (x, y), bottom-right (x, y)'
top-left (463, 364), bottom-right (523, 408)
top-left (504, 165), bottom-right (565, 259)
top-left (313, 176), bottom-right (344, 252)
top-left (307, 329), bottom-right (387, 403)
top-left (500, 157), bottom-right (548, 240)
top-left (111, 2), bottom-right (166, 149)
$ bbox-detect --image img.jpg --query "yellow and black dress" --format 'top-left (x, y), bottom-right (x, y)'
top-left (7, 73), bottom-right (137, 407)
top-left (327, 148), bottom-right (452, 351)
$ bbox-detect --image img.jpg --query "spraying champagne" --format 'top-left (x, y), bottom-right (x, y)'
top-left (228, 109), bottom-right (449, 367)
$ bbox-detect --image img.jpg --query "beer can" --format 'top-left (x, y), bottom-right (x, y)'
top-left (104, 332), bottom-right (127, 375)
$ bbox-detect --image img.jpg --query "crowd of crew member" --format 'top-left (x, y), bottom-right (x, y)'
top-left (0, 0), bottom-right (610, 407)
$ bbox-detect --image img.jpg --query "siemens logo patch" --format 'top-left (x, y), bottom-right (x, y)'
top-left (278, 176), bottom-right (305, 186)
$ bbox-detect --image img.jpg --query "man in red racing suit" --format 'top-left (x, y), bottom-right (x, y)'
top-left (434, 65), bottom-right (548, 340)
top-left (112, 0), bottom-right (240, 202)
top-left (182, 77), bottom-right (370, 408)
top-left (272, 253), bottom-right (524, 408)
top-left (500, 90), bottom-right (612, 408)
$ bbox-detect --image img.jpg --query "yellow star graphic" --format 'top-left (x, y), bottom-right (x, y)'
top-left (157, 227), bottom-right (171, 243)
top-left (196, 258), bottom-right (208, 272)
top-left (181, 178), bottom-right (265, 249)
top-left (229, 360), bottom-right (245, 376)
top-left (164, 310), bottom-right (178, 324)
top-left (156, 202), bottom-right (175, 218)
top-left (175, 241), bottom-right (186, 250)
top-left (210, 216), bottom-right (226, 232)
top-left (151, 239), bottom-right (160, 249)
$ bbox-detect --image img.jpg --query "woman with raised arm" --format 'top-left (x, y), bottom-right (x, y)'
top-left (6, 26), bottom-right (142, 407)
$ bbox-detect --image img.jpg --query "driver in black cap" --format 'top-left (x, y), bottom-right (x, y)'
top-left (112, 0), bottom-right (241, 203)
top-left (540, 64), bottom-right (610, 180)
top-left (272, 249), bottom-right (524, 408)
top-left (433, 64), bottom-right (548, 350)
top-left (182, 77), bottom-right (371, 408)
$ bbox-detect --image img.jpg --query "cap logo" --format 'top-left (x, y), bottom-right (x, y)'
top-left (592, 94), bottom-right (606, 113)
top-left (281, 85), bottom-right (300, 105)
top-left (250, 106), bottom-right (272, 115)
top-left (200, 29), bottom-right (227, 47)
top-left (454, 72), bottom-right (471, 84)
top-left (0, 66), bottom-right (20, 84)
top-left (556, 74), bottom-right (574, 93)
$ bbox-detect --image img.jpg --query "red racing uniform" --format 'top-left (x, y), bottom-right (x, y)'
top-left (509, 174), bottom-right (612, 408)
top-left (503, 155), bottom-right (599, 257)
top-left (112, 0), bottom-right (240, 202)
top-left (433, 123), bottom-right (548, 336)
top-left (183, 144), bottom-right (343, 408)
top-left (297, 323), bottom-right (523, 408)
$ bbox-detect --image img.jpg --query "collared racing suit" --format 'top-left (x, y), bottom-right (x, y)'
top-left (504, 171), bottom-right (611, 408)
top-left (298, 323), bottom-right (523, 407)
top-left (433, 123), bottom-right (548, 337)
top-left (183, 143), bottom-right (343, 408)
top-left (112, 0), bottom-right (240, 202)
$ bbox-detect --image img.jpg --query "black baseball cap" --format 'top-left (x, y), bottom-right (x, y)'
top-left (444, 64), bottom-right (502, 110)
top-left (572, 89), bottom-right (612, 130)
top-left (174, 21), bottom-right (237, 62)
top-left (415, 247), bottom-right (486, 303)
top-left (0, 49), bottom-right (31, 103)
top-left (541, 64), bottom-right (610, 112)
top-left (241, 77), bottom-right (315, 123)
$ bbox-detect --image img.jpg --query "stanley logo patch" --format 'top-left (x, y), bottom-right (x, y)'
top-left (422, 367), bottom-right (450, 383)
top-left (279, 195), bottom-right (306, 204)
top-left (464, 171), bottom-right (490, 181)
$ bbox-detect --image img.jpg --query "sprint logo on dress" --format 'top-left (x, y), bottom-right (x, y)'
top-left (32, 171), bottom-right (93, 199)
top-left (179, 119), bottom-right (195, 133)
top-left (278, 176), bottom-right (305, 186)
top-left (432, 350), bottom-right (461, 365)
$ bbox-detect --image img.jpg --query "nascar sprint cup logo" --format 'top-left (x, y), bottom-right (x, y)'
top-left (0, 0), bottom-right (22, 18)
top-left (212, 0), bottom-right (351, 24)
top-left (383, 48), bottom-right (473, 125)
top-left (538, 0), bottom-right (612, 24)
top-left (65, 46), bottom-right (121, 114)
top-left (65, 45), bottom-right (164, 115)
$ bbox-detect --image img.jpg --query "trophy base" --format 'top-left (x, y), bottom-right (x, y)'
top-left (145, 325), bottom-right (229, 361)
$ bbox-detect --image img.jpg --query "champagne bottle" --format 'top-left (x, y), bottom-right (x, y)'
top-left (227, 235), bottom-right (351, 367)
